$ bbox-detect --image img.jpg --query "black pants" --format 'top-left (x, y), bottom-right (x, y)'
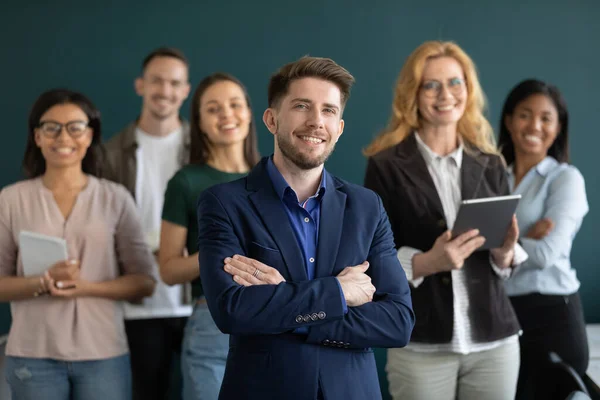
top-left (511, 292), bottom-right (589, 400)
top-left (125, 317), bottom-right (188, 400)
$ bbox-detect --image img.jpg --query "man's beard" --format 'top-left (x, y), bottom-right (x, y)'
top-left (149, 109), bottom-right (174, 121)
top-left (276, 128), bottom-right (335, 170)
top-left (148, 96), bottom-right (176, 121)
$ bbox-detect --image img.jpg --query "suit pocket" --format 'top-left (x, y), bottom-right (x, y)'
top-left (248, 242), bottom-right (285, 271)
top-left (250, 241), bottom-right (279, 253)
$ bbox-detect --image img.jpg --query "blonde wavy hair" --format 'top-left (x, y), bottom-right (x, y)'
top-left (363, 41), bottom-right (498, 157)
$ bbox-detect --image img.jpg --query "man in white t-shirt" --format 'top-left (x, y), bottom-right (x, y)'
top-left (103, 47), bottom-right (192, 400)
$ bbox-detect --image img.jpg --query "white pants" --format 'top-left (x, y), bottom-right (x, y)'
top-left (386, 340), bottom-right (520, 400)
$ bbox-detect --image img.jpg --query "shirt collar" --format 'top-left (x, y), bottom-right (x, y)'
top-left (507, 156), bottom-right (557, 178)
top-left (266, 156), bottom-right (326, 202)
top-left (414, 131), bottom-right (463, 168)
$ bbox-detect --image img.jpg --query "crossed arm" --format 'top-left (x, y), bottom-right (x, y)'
top-left (197, 190), bottom-right (415, 349)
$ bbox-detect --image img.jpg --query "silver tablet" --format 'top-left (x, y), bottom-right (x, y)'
top-left (19, 231), bottom-right (68, 276)
top-left (452, 194), bottom-right (521, 250)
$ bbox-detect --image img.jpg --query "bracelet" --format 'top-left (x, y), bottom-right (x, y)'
top-left (33, 276), bottom-right (47, 297)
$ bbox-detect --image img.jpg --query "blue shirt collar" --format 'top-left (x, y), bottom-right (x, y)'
top-left (266, 156), bottom-right (326, 202)
top-left (508, 156), bottom-right (557, 178)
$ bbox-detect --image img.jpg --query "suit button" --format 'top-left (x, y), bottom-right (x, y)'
top-left (295, 315), bottom-right (303, 323)
top-left (318, 311), bottom-right (326, 319)
top-left (437, 218), bottom-right (447, 228)
top-left (344, 343), bottom-right (350, 348)
top-left (311, 313), bottom-right (319, 321)
top-left (303, 314), bottom-right (311, 323)
top-left (337, 342), bottom-right (344, 348)
top-left (331, 340), bottom-right (338, 345)
top-left (442, 276), bottom-right (451, 285)
top-left (322, 340), bottom-right (330, 346)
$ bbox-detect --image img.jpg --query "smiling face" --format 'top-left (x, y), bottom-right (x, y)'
top-left (263, 77), bottom-right (344, 171)
top-left (504, 93), bottom-right (560, 160)
top-left (34, 103), bottom-right (93, 171)
top-left (135, 56), bottom-right (190, 121)
top-left (417, 56), bottom-right (467, 129)
top-left (199, 80), bottom-right (252, 148)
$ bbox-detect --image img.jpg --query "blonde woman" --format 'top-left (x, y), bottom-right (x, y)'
top-left (364, 41), bottom-right (525, 400)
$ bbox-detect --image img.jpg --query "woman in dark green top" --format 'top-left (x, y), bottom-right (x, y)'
top-left (159, 73), bottom-right (260, 400)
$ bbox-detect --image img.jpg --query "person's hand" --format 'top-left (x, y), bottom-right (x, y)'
top-left (32, 271), bottom-right (53, 297)
top-left (46, 275), bottom-right (92, 299)
top-left (336, 261), bottom-right (375, 307)
top-left (47, 259), bottom-right (80, 282)
top-left (224, 255), bottom-right (286, 286)
top-left (490, 215), bottom-right (519, 269)
top-left (526, 217), bottom-right (554, 240)
top-left (426, 229), bottom-right (486, 273)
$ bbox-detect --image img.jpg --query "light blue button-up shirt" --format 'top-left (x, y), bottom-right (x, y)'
top-left (504, 157), bottom-right (588, 296)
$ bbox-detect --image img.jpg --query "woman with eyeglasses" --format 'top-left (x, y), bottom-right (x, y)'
top-left (0, 89), bottom-right (157, 400)
top-left (363, 41), bottom-right (524, 400)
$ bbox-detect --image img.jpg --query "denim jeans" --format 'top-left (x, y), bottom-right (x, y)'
top-left (4, 353), bottom-right (131, 400)
top-left (181, 302), bottom-right (229, 400)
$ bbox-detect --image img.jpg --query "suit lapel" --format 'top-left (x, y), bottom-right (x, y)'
top-left (247, 160), bottom-right (308, 282)
top-left (395, 134), bottom-right (444, 216)
top-left (315, 173), bottom-right (346, 279)
top-left (461, 150), bottom-right (489, 200)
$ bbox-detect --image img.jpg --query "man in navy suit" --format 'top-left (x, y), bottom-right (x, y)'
top-left (197, 56), bottom-right (414, 400)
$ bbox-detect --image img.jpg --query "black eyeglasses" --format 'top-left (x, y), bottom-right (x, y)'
top-left (37, 120), bottom-right (90, 139)
top-left (421, 78), bottom-right (466, 98)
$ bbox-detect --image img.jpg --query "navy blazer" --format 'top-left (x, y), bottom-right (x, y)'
top-left (197, 157), bottom-right (414, 400)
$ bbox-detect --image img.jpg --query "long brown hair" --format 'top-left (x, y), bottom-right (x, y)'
top-left (364, 41), bottom-right (497, 157)
top-left (189, 73), bottom-right (260, 166)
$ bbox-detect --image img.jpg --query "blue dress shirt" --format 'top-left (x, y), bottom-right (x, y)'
top-left (266, 157), bottom-right (347, 332)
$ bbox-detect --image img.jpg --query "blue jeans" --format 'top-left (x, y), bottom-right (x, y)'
top-left (4, 354), bottom-right (131, 400)
top-left (181, 302), bottom-right (229, 400)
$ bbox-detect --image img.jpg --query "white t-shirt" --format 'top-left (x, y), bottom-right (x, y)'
top-left (123, 127), bottom-right (193, 319)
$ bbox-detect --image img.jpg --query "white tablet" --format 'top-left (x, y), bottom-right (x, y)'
top-left (452, 194), bottom-right (521, 250)
top-left (19, 231), bottom-right (68, 276)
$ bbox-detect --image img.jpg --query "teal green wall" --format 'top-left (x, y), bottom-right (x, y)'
top-left (1, 1), bottom-right (598, 397)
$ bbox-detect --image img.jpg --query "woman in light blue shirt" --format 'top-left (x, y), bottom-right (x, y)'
top-left (498, 79), bottom-right (589, 400)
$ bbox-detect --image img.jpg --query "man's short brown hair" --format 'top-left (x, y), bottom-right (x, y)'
top-left (141, 47), bottom-right (189, 73)
top-left (268, 56), bottom-right (355, 110)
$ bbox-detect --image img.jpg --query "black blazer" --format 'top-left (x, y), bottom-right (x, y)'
top-left (364, 133), bottom-right (520, 344)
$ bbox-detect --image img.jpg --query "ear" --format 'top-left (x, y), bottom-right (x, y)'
top-left (134, 77), bottom-right (144, 96)
top-left (83, 129), bottom-right (94, 147)
top-left (262, 108), bottom-right (277, 135)
top-left (34, 130), bottom-right (42, 147)
top-left (335, 119), bottom-right (344, 143)
top-left (182, 82), bottom-right (191, 100)
top-left (503, 114), bottom-right (513, 134)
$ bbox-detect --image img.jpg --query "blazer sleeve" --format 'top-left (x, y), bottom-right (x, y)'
top-left (197, 189), bottom-right (346, 335)
top-left (306, 194), bottom-right (415, 349)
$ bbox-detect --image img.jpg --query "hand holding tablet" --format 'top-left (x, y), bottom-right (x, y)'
top-left (19, 231), bottom-right (79, 289)
top-left (452, 195), bottom-right (521, 251)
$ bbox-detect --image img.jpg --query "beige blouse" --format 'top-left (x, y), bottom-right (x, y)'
top-left (0, 176), bottom-right (157, 360)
